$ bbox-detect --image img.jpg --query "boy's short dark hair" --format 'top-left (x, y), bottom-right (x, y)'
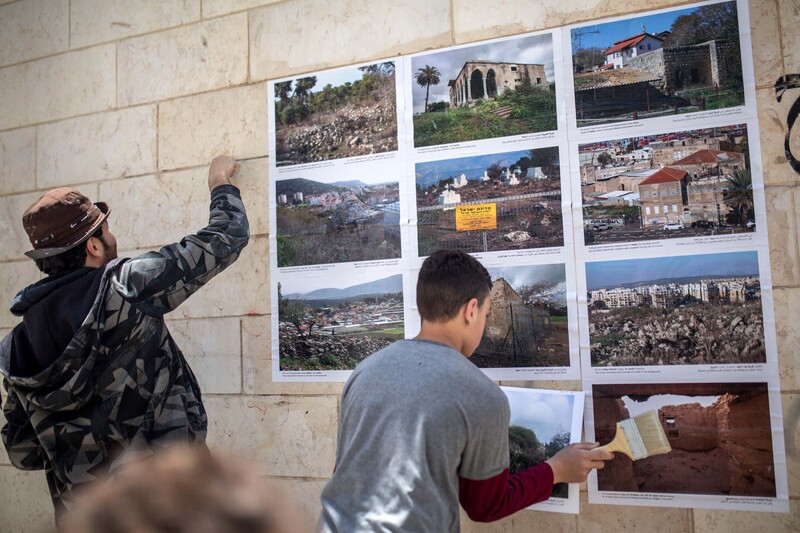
top-left (417, 250), bottom-right (492, 323)
top-left (34, 225), bottom-right (103, 276)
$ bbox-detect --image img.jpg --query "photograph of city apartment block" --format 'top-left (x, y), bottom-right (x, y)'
top-left (580, 124), bottom-right (753, 245)
top-left (593, 382), bottom-right (776, 498)
top-left (571, 1), bottom-right (744, 126)
top-left (586, 251), bottom-right (765, 367)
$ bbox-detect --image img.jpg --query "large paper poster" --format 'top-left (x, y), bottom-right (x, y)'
top-left (267, 0), bottom-right (788, 512)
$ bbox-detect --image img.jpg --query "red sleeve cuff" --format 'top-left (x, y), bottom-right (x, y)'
top-left (458, 463), bottom-right (554, 522)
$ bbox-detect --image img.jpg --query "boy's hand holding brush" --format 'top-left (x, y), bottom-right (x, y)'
top-left (546, 443), bottom-right (615, 483)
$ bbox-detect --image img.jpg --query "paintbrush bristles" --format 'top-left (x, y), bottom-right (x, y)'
top-left (597, 410), bottom-right (672, 461)
top-left (630, 410), bottom-right (672, 459)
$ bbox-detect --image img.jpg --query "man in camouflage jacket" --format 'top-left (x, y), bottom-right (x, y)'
top-left (0, 155), bottom-right (249, 517)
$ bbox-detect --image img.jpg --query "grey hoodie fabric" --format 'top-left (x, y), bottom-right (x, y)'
top-left (0, 184), bottom-right (249, 516)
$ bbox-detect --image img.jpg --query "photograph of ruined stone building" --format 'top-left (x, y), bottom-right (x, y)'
top-left (571, 1), bottom-right (744, 126)
top-left (411, 32), bottom-right (557, 146)
top-left (448, 61), bottom-right (548, 108)
top-left (593, 382), bottom-right (776, 498)
top-left (470, 264), bottom-right (570, 369)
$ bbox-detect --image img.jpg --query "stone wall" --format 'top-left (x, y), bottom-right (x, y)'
top-left (0, 0), bottom-right (798, 531)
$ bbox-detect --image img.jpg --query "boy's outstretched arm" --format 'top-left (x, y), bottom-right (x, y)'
top-left (459, 443), bottom-right (613, 523)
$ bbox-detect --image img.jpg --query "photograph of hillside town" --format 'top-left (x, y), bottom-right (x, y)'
top-left (586, 251), bottom-right (765, 367)
top-left (593, 382), bottom-right (776, 497)
top-left (470, 264), bottom-right (569, 368)
top-left (411, 34), bottom-right (557, 147)
top-left (579, 124), bottom-right (754, 245)
top-left (416, 148), bottom-right (562, 255)
top-left (273, 61), bottom-right (397, 165)
top-left (504, 387), bottom-right (575, 498)
top-left (571, 1), bottom-right (744, 126)
top-left (276, 176), bottom-right (401, 267)
top-left (277, 274), bottom-right (403, 371)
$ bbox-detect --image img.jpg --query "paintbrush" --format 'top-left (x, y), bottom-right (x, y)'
top-left (596, 410), bottom-right (672, 461)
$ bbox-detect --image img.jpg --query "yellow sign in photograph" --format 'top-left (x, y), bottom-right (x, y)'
top-left (455, 203), bottom-right (497, 231)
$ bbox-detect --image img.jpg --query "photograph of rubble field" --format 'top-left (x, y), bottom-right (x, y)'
top-left (593, 382), bottom-right (776, 498)
top-left (579, 124), bottom-right (754, 245)
top-left (273, 61), bottom-right (397, 166)
top-left (504, 387), bottom-right (576, 499)
top-left (411, 33), bottom-right (557, 147)
top-left (471, 263), bottom-right (569, 368)
top-left (276, 176), bottom-right (401, 267)
top-left (571, 1), bottom-right (744, 127)
top-left (586, 251), bottom-right (765, 366)
top-left (416, 148), bottom-right (563, 256)
top-left (277, 274), bottom-right (403, 371)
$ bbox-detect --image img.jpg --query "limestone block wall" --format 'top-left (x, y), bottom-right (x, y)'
top-left (0, 0), bottom-right (797, 531)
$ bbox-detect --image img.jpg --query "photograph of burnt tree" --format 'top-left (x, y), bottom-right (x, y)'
top-left (471, 264), bottom-right (569, 368)
top-left (276, 176), bottom-right (401, 267)
top-left (571, 1), bottom-right (744, 126)
top-left (586, 251), bottom-right (765, 367)
top-left (274, 61), bottom-right (398, 165)
top-left (504, 388), bottom-right (576, 498)
top-left (411, 34), bottom-right (557, 147)
top-left (593, 382), bottom-right (776, 498)
top-left (415, 147), bottom-right (563, 256)
top-left (278, 274), bottom-right (404, 371)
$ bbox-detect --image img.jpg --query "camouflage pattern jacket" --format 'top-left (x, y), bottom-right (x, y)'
top-left (0, 184), bottom-right (249, 515)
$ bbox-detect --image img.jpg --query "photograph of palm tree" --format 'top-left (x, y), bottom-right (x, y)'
top-left (571, 1), bottom-right (744, 127)
top-left (578, 124), bottom-right (754, 245)
top-left (273, 62), bottom-right (398, 166)
top-left (410, 33), bottom-right (557, 147)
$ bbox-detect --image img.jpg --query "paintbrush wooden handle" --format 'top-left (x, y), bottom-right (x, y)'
top-left (596, 422), bottom-right (634, 459)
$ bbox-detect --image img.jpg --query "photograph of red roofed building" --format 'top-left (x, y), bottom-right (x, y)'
top-left (579, 123), bottom-right (754, 245)
top-left (570, 1), bottom-right (744, 127)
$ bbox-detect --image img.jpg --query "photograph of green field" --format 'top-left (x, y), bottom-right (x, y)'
top-left (276, 176), bottom-right (401, 267)
top-left (278, 274), bottom-right (404, 371)
top-left (411, 33), bottom-right (556, 147)
top-left (571, 1), bottom-right (744, 127)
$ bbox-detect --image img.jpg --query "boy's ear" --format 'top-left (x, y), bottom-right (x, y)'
top-left (462, 297), bottom-right (479, 324)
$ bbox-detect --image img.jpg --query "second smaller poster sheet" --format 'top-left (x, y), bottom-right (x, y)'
top-left (500, 386), bottom-right (585, 514)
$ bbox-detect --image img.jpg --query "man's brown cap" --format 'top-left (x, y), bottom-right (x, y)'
top-left (22, 188), bottom-right (110, 260)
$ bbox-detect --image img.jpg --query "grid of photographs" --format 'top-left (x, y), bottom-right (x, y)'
top-left (267, 0), bottom-right (788, 513)
top-left (565, 0), bottom-right (788, 513)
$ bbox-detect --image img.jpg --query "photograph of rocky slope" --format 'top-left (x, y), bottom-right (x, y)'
top-left (586, 251), bottom-right (765, 366)
top-left (274, 62), bottom-right (398, 165)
